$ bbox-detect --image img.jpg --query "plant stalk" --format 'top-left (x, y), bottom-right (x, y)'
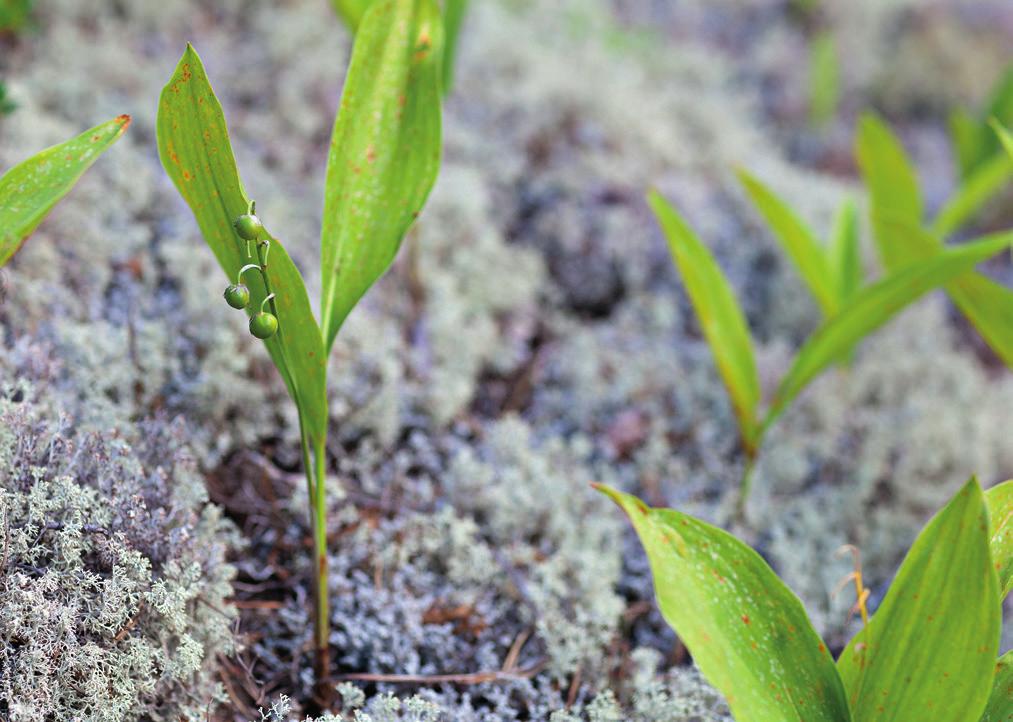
top-left (312, 435), bottom-right (330, 683)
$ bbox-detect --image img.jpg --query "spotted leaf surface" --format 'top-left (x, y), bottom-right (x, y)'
top-left (319, 0), bottom-right (443, 351)
top-left (597, 484), bottom-right (851, 722)
top-left (156, 45), bottom-right (327, 447)
top-left (980, 652), bottom-right (1013, 722)
top-left (0, 115), bottom-right (129, 267)
top-left (837, 478), bottom-right (999, 722)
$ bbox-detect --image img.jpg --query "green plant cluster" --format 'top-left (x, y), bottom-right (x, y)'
top-left (650, 113), bottom-right (1013, 503)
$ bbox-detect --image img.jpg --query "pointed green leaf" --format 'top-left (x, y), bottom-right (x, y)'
top-left (738, 168), bottom-right (838, 316)
top-left (156, 45), bottom-right (327, 446)
top-left (597, 484), bottom-right (851, 722)
top-left (649, 190), bottom-right (760, 452)
top-left (856, 113), bottom-right (924, 271)
top-left (931, 152), bottom-right (1012, 238)
top-left (319, 0), bottom-right (443, 351)
top-left (828, 198), bottom-right (861, 303)
top-left (765, 230), bottom-right (1012, 428)
top-left (980, 651), bottom-right (1013, 722)
top-left (837, 478), bottom-right (1000, 722)
top-left (331, 0), bottom-right (374, 30)
top-left (985, 480), bottom-right (1013, 601)
top-left (0, 115), bottom-right (130, 267)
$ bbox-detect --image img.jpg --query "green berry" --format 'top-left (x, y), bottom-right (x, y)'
top-left (234, 213), bottom-right (264, 241)
top-left (249, 311), bottom-right (279, 339)
top-left (224, 284), bottom-right (250, 309)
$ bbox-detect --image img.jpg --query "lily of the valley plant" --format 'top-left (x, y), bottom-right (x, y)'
top-left (599, 476), bottom-right (1013, 722)
top-left (156, 0), bottom-right (443, 682)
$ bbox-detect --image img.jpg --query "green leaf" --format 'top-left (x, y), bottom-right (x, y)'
top-left (837, 478), bottom-right (1000, 722)
top-left (649, 190), bottom-right (761, 453)
top-left (331, 0), bottom-right (374, 30)
top-left (737, 168), bottom-right (838, 316)
top-left (319, 0), bottom-right (443, 351)
top-left (0, 115), bottom-right (130, 267)
top-left (441, 0), bottom-right (468, 93)
top-left (855, 113), bottom-right (924, 271)
top-left (156, 44), bottom-right (328, 447)
top-left (985, 480), bottom-right (1013, 601)
top-left (764, 230), bottom-right (1012, 428)
top-left (828, 198), bottom-right (861, 303)
top-left (596, 484), bottom-right (851, 722)
top-left (931, 152), bottom-right (1012, 238)
top-left (980, 651), bottom-right (1013, 722)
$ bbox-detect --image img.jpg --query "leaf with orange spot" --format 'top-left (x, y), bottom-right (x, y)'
top-left (156, 45), bottom-right (327, 447)
top-left (837, 478), bottom-right (999, 722)
top-left (319, 0), bottom-right (443, 351)
top-left (597, 484), bottom-right (851, 722)
top-left (980, 651), bottom-right (1013, 722)
top-left (0, 115), bottom-right (130, 267)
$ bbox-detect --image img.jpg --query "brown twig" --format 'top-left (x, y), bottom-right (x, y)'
top-left (334, 661), bottom-right (546, 686)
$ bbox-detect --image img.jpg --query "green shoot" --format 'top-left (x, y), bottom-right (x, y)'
top-left (0, 115), bottom-right (130, 267)
top-left (650, 191), bottom-right (1011, 503)
top-left (857, 113), bottom-right (1013, 369)
top-left (156, 0), bottom-right (443, 687)
top-left (599, 476), bottom-right (1006, 722)
top-left (0, 0), bottom-right (32, 34)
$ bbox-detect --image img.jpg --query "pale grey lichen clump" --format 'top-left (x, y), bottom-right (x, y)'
top-left (1, 0), bottom-right (1011, 718)
top-left (0, 356), bottom-right (238, 720)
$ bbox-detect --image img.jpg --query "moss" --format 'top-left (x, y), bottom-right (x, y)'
top-left (0, 376), bottom-right (238, 720)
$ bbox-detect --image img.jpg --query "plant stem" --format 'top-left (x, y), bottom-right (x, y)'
top-left (735, 453), bottom-right (757, 524)
top-left (312, 435), bottom-right (330, 682)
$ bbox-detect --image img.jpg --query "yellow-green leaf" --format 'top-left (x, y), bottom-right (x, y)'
top-left (156, 45), bottom-right (327, 447)
top-left (985, 480), bottom-right (1013, 601)
top-left (980, 651), bottom-right (1013, 722)
top-left (837, 478), bottom-right (1000, 722)
top-left (319, 0), bottom-right (443, 351)
top-left (0, 115), bottom-right (130, 267)
top-left (855, 113), bottom-right (923, 270)
top-left (738, 168), bottom-right (838, 316)
top-left (649, 190), bottom-right (760, 453)
top-left (597, 484), bottom-right (851, 722)
top-left (765, 230), bottom-right (1012, 428)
